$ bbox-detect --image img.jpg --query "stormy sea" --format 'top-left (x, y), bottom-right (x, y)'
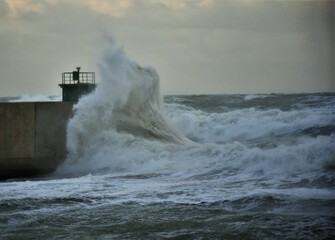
top-left (1, 47), bottom-right (334, 239)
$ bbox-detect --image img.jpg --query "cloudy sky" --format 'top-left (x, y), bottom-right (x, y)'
top-left (0, 0), bottom-right (333, 96)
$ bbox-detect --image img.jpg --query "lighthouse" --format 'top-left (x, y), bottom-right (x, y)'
top-left (59, 67), bottom-right (96, 102)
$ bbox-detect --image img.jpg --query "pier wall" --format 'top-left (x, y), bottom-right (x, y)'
top-left (0, 102), bottom-right (73, 179)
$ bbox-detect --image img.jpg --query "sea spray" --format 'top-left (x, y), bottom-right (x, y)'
top-left (58, 45), bottom-right (191, 174)
top-left (2, 93), bottom-right (335, 239)
top-left (56, 44), bottom-right (334, 181)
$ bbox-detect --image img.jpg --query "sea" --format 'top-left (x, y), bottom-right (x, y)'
top-left (1, 47), bottom-right (334, 239)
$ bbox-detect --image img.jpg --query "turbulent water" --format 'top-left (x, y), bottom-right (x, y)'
top-left (1, 47), bottom-right (334, 239)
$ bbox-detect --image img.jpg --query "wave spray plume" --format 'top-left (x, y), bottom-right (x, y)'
top-left (58, 45), bottom-right (191, 174)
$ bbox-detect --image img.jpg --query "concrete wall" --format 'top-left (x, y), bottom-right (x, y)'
top-left (60, 83), bottom-right (96, 102)
top-left (0, 102), bottom-right (73, 179)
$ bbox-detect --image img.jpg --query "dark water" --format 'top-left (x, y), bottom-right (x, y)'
top-left (1, 93), bottom-right (334, 239)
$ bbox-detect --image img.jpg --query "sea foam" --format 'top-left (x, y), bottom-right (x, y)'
top-left (57, 44), bottom-right (334, 181)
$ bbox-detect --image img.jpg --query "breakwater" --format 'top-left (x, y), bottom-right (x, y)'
top-left (0, 102), bottom-right (73, 179)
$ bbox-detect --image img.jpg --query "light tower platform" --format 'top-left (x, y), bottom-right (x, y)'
top-left (59, 67), bottom-right (96, 102)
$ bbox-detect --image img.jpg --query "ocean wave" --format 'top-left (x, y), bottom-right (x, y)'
top-left (58, 44), bottom-right (192, 175)
top-left (244, 94), bottom-right (274, 101)
top-left (55, 43), bottom-right (334, 185)
top-left (165, 103), bottom-right (335, 144)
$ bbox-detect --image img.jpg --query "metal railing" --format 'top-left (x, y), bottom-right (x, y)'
top-left (61, 72), bottom-right (95, 84)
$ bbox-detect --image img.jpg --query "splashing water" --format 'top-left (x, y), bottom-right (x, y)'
top-left (57, 45), bottom-right (334, 181)
top-left (58, 46), bottom-right (191, 175)
top-left (2, 44), bottom-right (334, 239)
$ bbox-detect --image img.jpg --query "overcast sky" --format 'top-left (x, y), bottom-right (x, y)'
top-left (0, 0), bottom-right (333, 96)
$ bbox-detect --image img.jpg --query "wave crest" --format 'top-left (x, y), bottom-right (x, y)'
top-left (60, 45), bottom-right (190, 173)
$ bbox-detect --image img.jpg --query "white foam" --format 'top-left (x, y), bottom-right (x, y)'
top-left (55, 43), bottom-right (334, 190)
top-left (165, 103), bottom-right (334, 144)
top-left (244, 94), bottom-right (273, 101)
top-left (58, 43), bottom-right (191, 175)
top-left (224, 134), bottom-right (335, 175)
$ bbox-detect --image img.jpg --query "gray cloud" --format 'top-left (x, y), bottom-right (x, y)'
top-left (0, 0), bottom-right (10, 18)
top-left (0, 0), bottom-right (333, 96)
top-left (119, 0), bottom-right (333, 33)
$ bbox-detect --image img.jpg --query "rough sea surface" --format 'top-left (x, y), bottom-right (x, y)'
top-left (1, 93), bottom-right (334, 240)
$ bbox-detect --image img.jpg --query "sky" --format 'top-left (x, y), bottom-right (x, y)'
top-left (0, 0), bottom-right (333, 96)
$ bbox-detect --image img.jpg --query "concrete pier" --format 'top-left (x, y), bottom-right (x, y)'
top-left (0, 102), bottom-right (73, 180)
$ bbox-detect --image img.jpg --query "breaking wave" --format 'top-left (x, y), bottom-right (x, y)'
top-left (244, 94), bottom-right (273, 101)
top-left (58, 45), bottom-right (191, 174)
top-left (165, 103), bottom-right (334, 144)
top-left (57, 44), bottom-right (334, 183)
